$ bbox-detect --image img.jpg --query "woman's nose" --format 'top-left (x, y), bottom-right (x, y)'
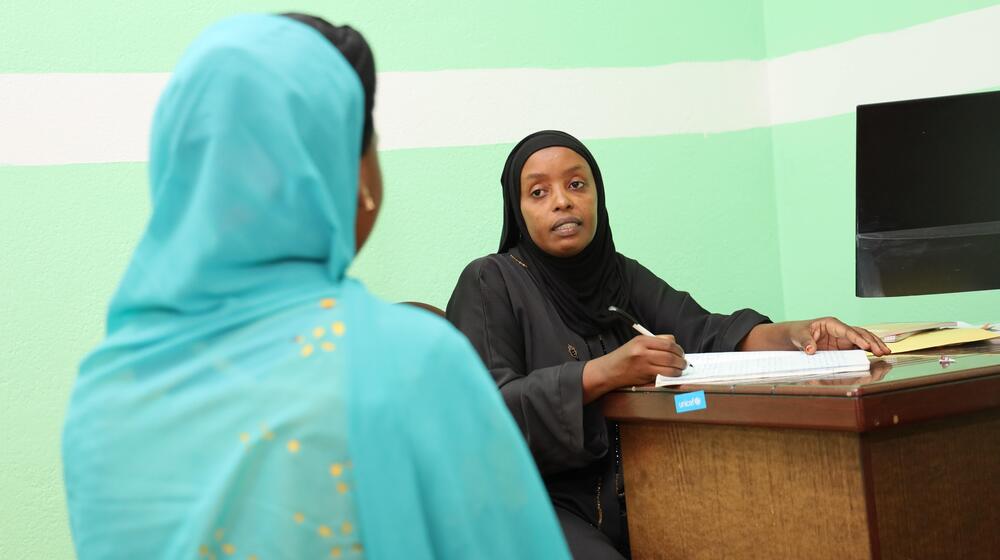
top-left (552, 187), bottom-right (573, 210)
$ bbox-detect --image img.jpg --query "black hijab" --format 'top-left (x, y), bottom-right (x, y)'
top-left (282, 13), bottom-right (376, 154)
top-left (500, 130), bottom-right (632, 337)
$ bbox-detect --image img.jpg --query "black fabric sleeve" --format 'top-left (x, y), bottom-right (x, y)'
top-left (627, 259), bottom-right (771, 353)
top-left (446, 258), bottom-right (608, 475)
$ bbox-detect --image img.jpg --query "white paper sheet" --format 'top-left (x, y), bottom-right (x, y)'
top-left (655, 350), bottom-right (871, 387)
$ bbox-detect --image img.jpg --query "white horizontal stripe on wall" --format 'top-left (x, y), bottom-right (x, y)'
top-left (0, 63), bottom-right (769, 166)
top-left (0, 73), bottom-right (169, 166)
top-left (376, 62), bottom-right (769, 151)
top-left (766, 4), bottom-right (1000, 124)
top-left (2, 5), bottom-right (1000, 166)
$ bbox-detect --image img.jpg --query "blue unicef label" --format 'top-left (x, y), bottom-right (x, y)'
top-left (674, 390), bottom-right (707, 414)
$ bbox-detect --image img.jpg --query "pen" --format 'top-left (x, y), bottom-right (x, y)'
top-left (608, 306), bottom-right (693, 369)
top-left (607, 305), bottom-right (655, 336)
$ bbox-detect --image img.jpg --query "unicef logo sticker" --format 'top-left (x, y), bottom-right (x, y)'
top-left (674, 390), bottom-right (708, 414)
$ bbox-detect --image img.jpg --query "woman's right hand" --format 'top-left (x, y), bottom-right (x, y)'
top-left (582, 335), bottom-right (687, 403)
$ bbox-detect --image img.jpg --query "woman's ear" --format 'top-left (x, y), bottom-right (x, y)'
top-left (354, 143), bottom-right (383, 253)
top-left (359, 183), bottom-right (376, 212)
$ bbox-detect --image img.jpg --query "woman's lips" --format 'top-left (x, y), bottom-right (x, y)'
top-left (551, 217), bottom-right (583, 236)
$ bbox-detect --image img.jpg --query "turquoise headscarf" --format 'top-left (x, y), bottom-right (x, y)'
top-left (63, 14), bottom-right (570, 560)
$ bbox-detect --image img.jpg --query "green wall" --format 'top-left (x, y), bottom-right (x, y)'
top-left (762, 0), bottom-right (1000, 56)
top-left (772, 115), bottom-right (999, 324)
top-left (354, 131), bottom-right (783, 318)
top-left (2, 2), bottom-right (998, 558)
top-left (0, 1), bottom-right (766, 72)
top-left (762, 0), bottom-right (1000, 323)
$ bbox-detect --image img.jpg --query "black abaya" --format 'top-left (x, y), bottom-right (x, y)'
top-left (446, 247), bottom-right (769, 558)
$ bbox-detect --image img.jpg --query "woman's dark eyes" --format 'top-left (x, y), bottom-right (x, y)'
top-left (530, 181), bottom-right (583, 197)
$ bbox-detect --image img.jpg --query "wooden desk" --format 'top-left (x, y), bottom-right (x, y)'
top-left (602, 345), bottom-right (1000, 560)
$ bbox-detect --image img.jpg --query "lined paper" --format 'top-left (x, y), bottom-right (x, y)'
top-left (655, 350), bottom-right (870, 387)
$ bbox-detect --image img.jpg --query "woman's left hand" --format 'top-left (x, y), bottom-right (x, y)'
top-left (789, 317), bottom-right (891, 356)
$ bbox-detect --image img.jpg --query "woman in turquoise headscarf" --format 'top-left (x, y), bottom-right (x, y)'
top-left (62, 13), bottom-right (570, 560)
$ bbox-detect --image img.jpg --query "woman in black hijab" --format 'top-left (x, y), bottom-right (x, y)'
top-left (446, 130), bottom-right (889, 559)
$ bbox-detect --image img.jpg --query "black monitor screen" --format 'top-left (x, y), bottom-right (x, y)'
top-left (856, 90), bottom-right (1000, 297)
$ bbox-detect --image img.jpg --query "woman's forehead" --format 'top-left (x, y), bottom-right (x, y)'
top-left (520, 147), bottom-right (592, 181)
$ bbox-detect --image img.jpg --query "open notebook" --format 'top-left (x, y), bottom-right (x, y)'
top-left (655, 350), bottom-right (871, 387)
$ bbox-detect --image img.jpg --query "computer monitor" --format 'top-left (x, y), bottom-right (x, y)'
top-left (856, 90), bottom-right (1000, 297)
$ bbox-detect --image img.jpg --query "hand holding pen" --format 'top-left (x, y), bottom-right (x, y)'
top-left (609, 306), bottom-right (691, 368)
top-left (582, 306), bottom-right (690, 402)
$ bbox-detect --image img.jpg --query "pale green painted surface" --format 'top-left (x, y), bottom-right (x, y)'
top-left (11, 0), bottom-right (994, 73)
top-left (0, 164), bottom-right (149, 560)
top-left (763, 0), bottom-right (1000, 56)
top-left (0, 0), bottom-right (767, 72)
top-left (771, 114), bottom-right (999, 324)
top-left (354, 131), bottom-right (784, 318)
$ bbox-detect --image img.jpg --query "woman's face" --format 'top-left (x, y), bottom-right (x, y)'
top-left (519, 146), bottom-right (598, 258)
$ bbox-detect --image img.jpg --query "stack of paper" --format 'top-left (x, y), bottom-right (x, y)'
top-left (655, 350), bottom-right (870, 387)
top-left (957, 321), bottom-right (999, 329)
top-left (863, 322), bottom-right (957, 342)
